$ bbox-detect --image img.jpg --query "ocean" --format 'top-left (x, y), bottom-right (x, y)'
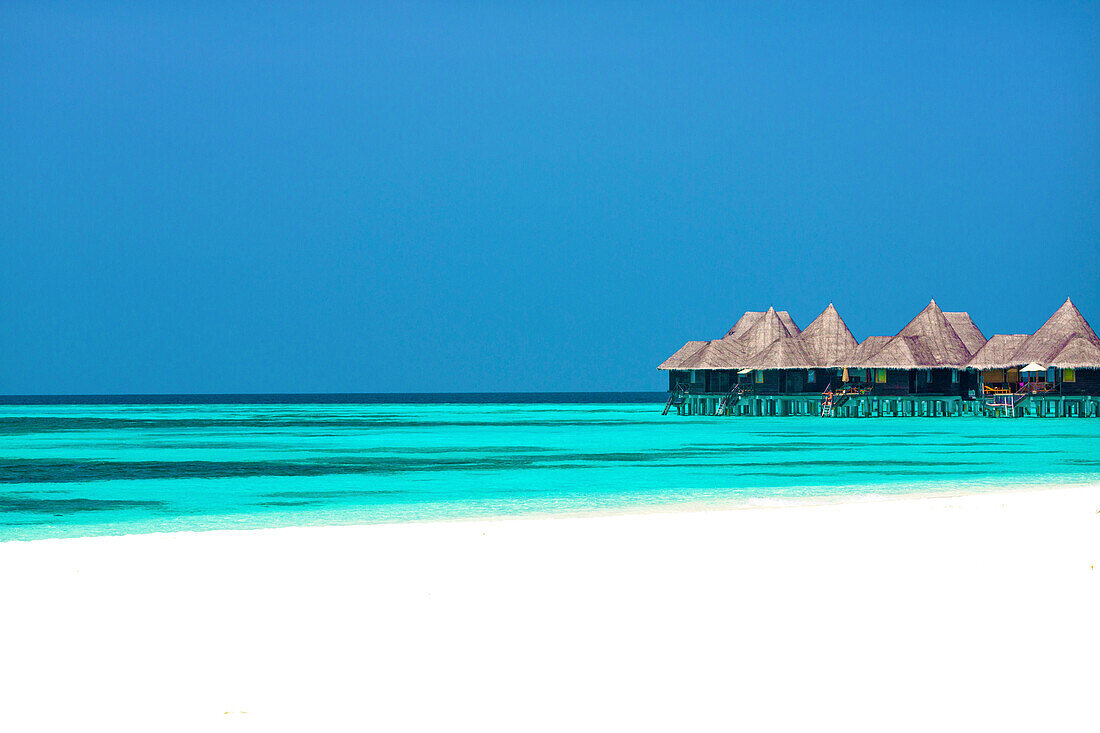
top-left (2, 394), bottom-right (1098, 541)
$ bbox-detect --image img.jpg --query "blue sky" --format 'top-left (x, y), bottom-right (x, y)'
top-left (1, 1), bottom-right (1098, 393)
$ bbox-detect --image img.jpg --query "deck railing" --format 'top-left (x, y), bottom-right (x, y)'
top-left (1019, 381), bottom-right (1058, 395)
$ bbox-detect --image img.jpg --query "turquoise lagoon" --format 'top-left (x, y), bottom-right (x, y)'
top-left (2, 395), bottom-right (1099, 541)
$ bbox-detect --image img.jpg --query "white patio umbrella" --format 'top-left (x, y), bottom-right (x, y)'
top-left (1020, 362), bottom-right (1045, 373)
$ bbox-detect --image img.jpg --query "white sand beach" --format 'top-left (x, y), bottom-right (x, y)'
top-left (1, 486), bottom-right (1097, 732)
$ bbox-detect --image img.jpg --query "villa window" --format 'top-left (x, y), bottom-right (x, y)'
top-left (875, 369), bottom-right (886, 383)
top-left (1047, 367), bottom-right (1058, 382)
top-left (807, 370), bottom-right (816, 384)
top-left (951, 370), bottom-right (959, 383)
top-left (754, 370), bottom-right (764, 384)
top-left (1063, 369), bottom-right (1075, 383)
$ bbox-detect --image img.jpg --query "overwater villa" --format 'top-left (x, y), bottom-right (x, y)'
top-left (659, 299), bottom-right (1100, 418)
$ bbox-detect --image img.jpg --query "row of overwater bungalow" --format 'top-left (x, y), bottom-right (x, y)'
top-left (658, 298), bottom-right (1100, 418)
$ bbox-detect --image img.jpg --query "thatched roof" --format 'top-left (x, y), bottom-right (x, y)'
top-left (742, 336), bottom-right (820, 370)
top-left (725, 309), bottom-right (800, 339)
top-left (738, 307), bottom-right (796, 357)
top-left (844, 301), bottom-right (972, 368)
top-left (862, 299), bottom-right (968, 365)
top-left (739, 305), bottom-right (855, 370)
top-left (777, 311), bottom-right (801, 337)
top-left (658, 298), bottom-right (1094, 373)
top-left (850, 335), bottom-right (939, 369)
top-left (944, 312), bottom-right (987, 355)
top-left (966, 334), bottom-right (1029, 370)
top-left (657, 341), bottom-right (707, 370)
top-left (725, 311), bottom-right (763, 339)
top-left (798, 303), bottom-right (858, 367)
top-left (677, 337), bottom-right (750, 370)
top-left (1048, 335), bottom-right (1100, 369)
top-left (662, 306), bottom-right (798, 371)
top-left (1012, 298), bottom-right (1100, 366)
top-left (843, 336), bottom-right (892, 366)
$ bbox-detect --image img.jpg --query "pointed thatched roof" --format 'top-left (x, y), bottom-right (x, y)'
top-left (1048, 335), bottom-right (1100, 369)
top-left (966, 334), bottom-right (1029, 370)
top-left (777, 311), bottom-right (801, 337)
top-left (845, 301), bottom-right (971, 368)
top-left (662, 306), bottom-right (799, 371)
top-left (889, 299), bottom-right (974, 366)
top-left (944, 312), bottom-right (987, 355)
top-left (740, 304), bottom-right (854, 370)
top-left (725, 311), bottom-right (763, 339)
top-left (657, 341), bottom-right (708, 370)
top-left (1012, 298), bottom-right (1100, 366)
top-left (742, 336), bottom-right (820, 370)
top-left (798, 303), bottom-right (858, 367)
top-left (843, 336), bottom-right (892, 367)
top-left (738, 307), bottom-right (795, 357)
top-left (849, 299), bottom-right (972, 367)
top-left (677, 337), bottom-right (750, 370)
top-left (850, 335), bottom-right (938, 369)
top-left (658, 298), bottom-right (1094, 373)
top-left (724, 309), bottom-right (800, 339)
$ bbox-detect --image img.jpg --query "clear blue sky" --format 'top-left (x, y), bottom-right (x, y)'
top-left (2, 1), bottom-right (1098, 393)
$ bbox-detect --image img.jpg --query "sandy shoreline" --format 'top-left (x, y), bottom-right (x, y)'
top-left (2, 485), bottom-right (1098, 731)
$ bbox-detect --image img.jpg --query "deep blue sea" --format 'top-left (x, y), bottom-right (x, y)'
top-left (2, 393), bottom-right (1098, 541)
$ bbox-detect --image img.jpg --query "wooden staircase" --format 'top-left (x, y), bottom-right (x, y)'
top-left (820, 382), bottom-right (842, 417)
top-left (986, 390), bottom-right (1029, 417)
top-left (716, 386), bottom-right (743, 416)
top-left (662, 385), bottom-right (689, 416)
top-left (990, 378), bottom-right (1038, 413)
top-left (821, 392), bottom-right (853, 417)
top-left (820, 383), bottom-right (870, 417)
top-left (985, 382), bottom-right (1051, 417)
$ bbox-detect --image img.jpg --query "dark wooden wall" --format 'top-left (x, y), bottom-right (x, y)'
top-left (1061, 369), bottom-right (1100, 396)
top-left (783, 369), bottom-right (833, 393)
top-left (750, 370), bottom-right (782, 395)
top-left (669, 368), bottom-right (997, 397)
top-left (705, 370), bottom-right (736, 393)
top-left (869, 370), bottom-right (910, 396)
top-left (909, 369), bottom-right (970, 397)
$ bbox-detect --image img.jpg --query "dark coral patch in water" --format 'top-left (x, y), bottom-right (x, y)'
top-left (0, 495), bottom-right (167, 513)
top-left (261, 489), bottom-right (411, 499)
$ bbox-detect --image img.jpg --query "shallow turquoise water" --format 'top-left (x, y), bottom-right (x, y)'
top-left (2, 400), bottom-right (1099, 541)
